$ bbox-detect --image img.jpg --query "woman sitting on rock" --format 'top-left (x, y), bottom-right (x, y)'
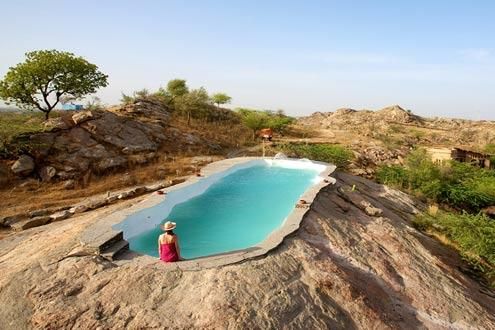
top-left (158, 221), bottom-right (182, 262)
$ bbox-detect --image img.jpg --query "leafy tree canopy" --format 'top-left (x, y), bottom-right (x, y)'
top-left (236, 108), bottom-right (294, 139)
top-left (175, 87), bottom-right (210, 125)
top-left (211, 92), bottom-right (232, 107)
top-left (166, 79), bottom-right (189, 99)
top-left (0, 50), bottom-right (108, 119)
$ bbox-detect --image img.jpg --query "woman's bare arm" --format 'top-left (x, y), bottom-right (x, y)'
top-left (158, 235), bottom-right (162, 258)
top-left (175, 236), bottom-right (181, 259)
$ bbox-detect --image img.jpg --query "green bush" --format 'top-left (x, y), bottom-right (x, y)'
top-left (376, 149), bottom-right (495, 212)
top-left (281, 143), bottom-right (353, 168)
top-left (0, 111), bottom-right (55, 157)
top-left (414, 211), bottom-right (495, 285)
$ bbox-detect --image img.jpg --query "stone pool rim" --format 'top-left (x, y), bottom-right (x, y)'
top-left (80, 157), bottom-right (336, 270)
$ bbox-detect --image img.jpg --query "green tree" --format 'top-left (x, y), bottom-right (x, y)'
top-left (120, 92), bottom-right (134, 105)
top-left (236, 108), bottom-right (269, 140)
top-left (0, 50), bottom-right (108, 119)
top-left (211, 92), bottom-right (232, 107)
top-left (167, 79), bottom-right (189, 99)
top-left (175, 87), bottom-right (209, 125)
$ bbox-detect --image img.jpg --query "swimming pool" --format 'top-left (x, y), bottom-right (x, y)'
top-left (113, 159), bottom-right (331, 259)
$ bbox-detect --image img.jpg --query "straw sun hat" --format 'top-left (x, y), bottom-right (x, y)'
top-left (161, 221), bottom-right (176, 231)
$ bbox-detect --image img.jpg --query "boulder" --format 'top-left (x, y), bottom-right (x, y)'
top-left (11, 155), bottom-right (35, 176)
top-left (72, 111), bottom-right (93, 125)
top-left (39, 166), bottom-right (57, 182)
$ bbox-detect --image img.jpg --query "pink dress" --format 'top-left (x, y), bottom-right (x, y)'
top-left (160, 241), bottom-right (179, 262)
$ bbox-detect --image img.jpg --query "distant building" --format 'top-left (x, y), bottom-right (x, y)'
top-left (426, 147), bottom-right (452, 164)
top-left (451, 147), bottom-right (493, 169)
top-left (426, 147), bottom-right (493, 169)
top-left (62, 103), bottom-right (83, 111)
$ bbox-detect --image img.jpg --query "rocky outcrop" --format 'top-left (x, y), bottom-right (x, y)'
top-left (0, 172), bottom-right (493, 329)
top-left (5, 99), bottom-right (219, 183)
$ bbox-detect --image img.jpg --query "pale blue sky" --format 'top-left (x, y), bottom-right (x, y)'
top-left (1, 1), bottom-right (495, 119)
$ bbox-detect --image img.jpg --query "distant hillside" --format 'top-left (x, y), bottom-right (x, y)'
top-left (297, 105), bottom-right (495, 148)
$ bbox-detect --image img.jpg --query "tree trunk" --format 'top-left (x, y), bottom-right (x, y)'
top-left (44, 110), bottom-right (50, 120)
top-left (187, 111), bottom-right (191, 126)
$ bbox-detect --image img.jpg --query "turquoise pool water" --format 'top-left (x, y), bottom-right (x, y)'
top-left (120, 163), bottom-right (322, 259)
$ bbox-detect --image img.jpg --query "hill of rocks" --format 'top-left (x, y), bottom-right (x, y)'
top-left (0, 99), bottom-right (240, 188)
top-left (298, 105), bottom-right (495, 147)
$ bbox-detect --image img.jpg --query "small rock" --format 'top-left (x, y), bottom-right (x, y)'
top-left (69, 205), bottom-right (89, 214)
top-left (29, 209), bottom-right (51, 218)
top-left (106, 195), bottom-right (118, 203)
top-left (88, 198), bottom-right (107, 209)
top-left (131, 186), bottom-right (147, 195)
top-left (11, 216), bottom-right (51, 231)
top-left (117, 192), bottom-right (129, 199)
top-left (11, 155), bottom-right (35, 176)
top-left (43, 117), bottom-right (72, 130)
top-left (360, 201), bottom-right (383, 217)
top-left (72, 111), bottom-right (93, 125)
top-left (63, 180), bottom-right (76, 190)
top-left (146, 182), bottom-right (168, 191)
top-left (1, 214), bottom-right (27, 227)
top-left (39, 166), bottom-right (57, 182)
top-left (50, 210), bottom-right (72, 222)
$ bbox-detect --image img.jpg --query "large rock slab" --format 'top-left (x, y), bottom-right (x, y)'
top-left (0, 172), bottom-right (494, 329)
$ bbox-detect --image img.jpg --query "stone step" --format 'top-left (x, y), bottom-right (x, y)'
top-left (101, 240), bottom-right (129, 261)
top-left (80, 228), bottom-right (124, 254)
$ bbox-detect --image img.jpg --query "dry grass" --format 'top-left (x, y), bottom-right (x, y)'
top-left (0, 153), bottom-right (225, 218)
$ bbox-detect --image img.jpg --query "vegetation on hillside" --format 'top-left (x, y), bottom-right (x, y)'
top-left (236, 108), bottom-right (294, 139)
top-left (377, 148), bottom-right (495, 286)
top-left (121, 79), bottom-right (238, 125)
top-left (376, 149), bottom-right (495, 213)
top-left (0, 111), bottom-right (61, 157)
top-left (414, 211), bottom-right (495, 286)
top-left (210, 93), bottom-right (232, 107)
top-left (280, 143), bottom-right (353, 168)
top-left (0, 50), bottom-right (108, 119)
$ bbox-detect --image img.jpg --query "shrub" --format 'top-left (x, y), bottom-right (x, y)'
top-left (414, 211), bottom-right (495, 285)
top-left (0, 111), bottom-right (56, 157)
top-left (376, 148), bottom-right (495, 213)
top-left (281, 143), bottom-right (353, 168)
